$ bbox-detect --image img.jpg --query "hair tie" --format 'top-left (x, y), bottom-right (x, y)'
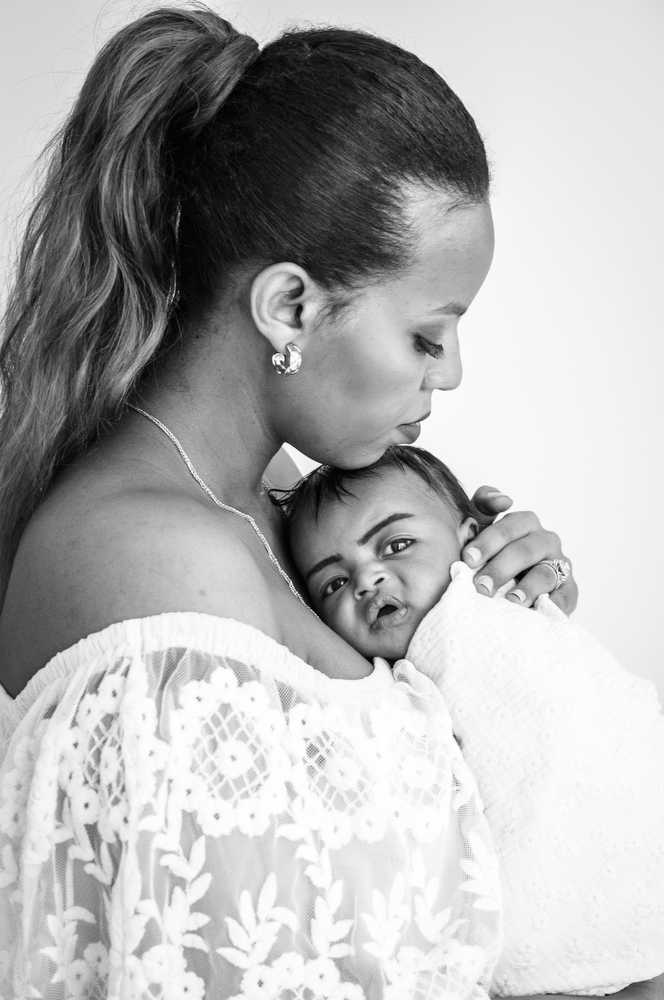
top-left (184, 33), bottom-right (260, 141)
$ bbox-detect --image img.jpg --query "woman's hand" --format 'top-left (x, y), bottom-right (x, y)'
top-left (464, 485), bottom-right (578, 615)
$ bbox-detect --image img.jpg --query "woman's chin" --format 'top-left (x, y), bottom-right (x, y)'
top-left (292, 431), bottom-right (397, 471)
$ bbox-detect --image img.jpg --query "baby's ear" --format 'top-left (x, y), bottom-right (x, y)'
top-left (458, 516), bottom-right (479, 546)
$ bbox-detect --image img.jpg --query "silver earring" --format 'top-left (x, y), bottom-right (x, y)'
top-left (272, 343), bottom-right (302, 376)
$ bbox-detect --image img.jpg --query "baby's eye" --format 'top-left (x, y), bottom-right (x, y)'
top-left (384, 537), bottom-right (414, 555)
top-left (321, 577), bottom-right (348, 599)
top-left (414, 334), bottom-right (445, 360)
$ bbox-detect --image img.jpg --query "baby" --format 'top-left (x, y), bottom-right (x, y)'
top-left (282, 445), bottom-right (664, 997)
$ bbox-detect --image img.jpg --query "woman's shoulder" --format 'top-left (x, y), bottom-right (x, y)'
top-left (0, 482), bottom-right (279, 697)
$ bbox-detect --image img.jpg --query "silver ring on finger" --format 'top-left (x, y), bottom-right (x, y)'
top-left (537, 558), bottom-right (571, 590)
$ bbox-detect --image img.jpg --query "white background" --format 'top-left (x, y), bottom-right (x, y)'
top-left (2, 0), bottom-right (663, 699)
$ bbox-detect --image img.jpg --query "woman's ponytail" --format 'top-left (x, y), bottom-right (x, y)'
top-left (1, 5), bottom-right (490, 605)
top-left (0, 9), bottom-right (258, 599)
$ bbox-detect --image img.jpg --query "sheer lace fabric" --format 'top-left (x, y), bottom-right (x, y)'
top-left (0, 614), bottom-right (502, 999)
top-left (408, 562), bottom-right (664, 996)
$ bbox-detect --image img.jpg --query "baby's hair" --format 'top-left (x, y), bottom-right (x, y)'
top-left (276, 445), bottom-right (476, 527)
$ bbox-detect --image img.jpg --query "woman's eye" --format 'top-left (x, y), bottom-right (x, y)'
top-left (384, 538), bottom-right (414, 555)
top-left (414, 334), bottom-right (445, 360)
top-left (322, 577), bottom-right (347, 598)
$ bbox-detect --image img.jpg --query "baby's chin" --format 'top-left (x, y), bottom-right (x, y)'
top-left (330, 620), bottom-right (416, 666)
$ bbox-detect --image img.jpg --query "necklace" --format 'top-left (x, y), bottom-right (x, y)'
top-left (128, 404), bottom-right (319, 619)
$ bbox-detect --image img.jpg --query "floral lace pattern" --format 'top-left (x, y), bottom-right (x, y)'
top-left (408, 562), bottom-right (664, 996)
top-left (0, 614), bottom-right (502, 999)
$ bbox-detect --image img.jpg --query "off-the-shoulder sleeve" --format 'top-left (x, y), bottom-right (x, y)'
top-left (0, 615), bottom-right (502, 999)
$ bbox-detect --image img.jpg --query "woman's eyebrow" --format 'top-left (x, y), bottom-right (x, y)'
top-left (306, 512), bottom-right (415, 582)
top-left (429, 301), bottom-right (467, 316)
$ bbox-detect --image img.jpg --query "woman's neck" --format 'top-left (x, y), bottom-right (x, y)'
top-left (133, 307), bottom-right (282, 510)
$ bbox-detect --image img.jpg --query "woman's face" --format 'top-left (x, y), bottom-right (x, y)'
top-left (273, 192), bottom-right (495, 468)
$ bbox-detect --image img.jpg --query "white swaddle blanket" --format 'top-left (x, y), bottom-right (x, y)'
top-left (405, 561), bottom-right (664, 996)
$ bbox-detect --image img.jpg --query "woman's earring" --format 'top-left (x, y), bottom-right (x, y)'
top-left (272, 343), bottom-right (302, 376)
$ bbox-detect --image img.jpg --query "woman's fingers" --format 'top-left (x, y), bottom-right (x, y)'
top-left (503, 558), bottom-right (577, 614)
top-left (470, 485), bottom-right (513, 526)
top-left (542, 569), bottom-right (578, 615)
top-left (461, 510), bottom-right (579, 614)
top-left (462, 510), bottom-right (546, 579)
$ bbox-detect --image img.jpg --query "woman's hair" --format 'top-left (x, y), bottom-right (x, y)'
top-left (275, 445), bottom-right (476, 527)
top-left (0, 4), bottom-right (489, 598)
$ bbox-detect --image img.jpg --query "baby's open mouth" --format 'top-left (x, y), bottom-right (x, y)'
top-left (367, 594), bottom-right (409, 631)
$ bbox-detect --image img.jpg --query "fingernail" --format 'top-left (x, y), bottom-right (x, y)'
top-left (506, 589), bottom-right (526, 604)
top-left (476, 575), bottom-right (494, 595)
top-left (464, 547), bottom-right (482, 566)
top-left (486, 491), bottom-right (511, 500)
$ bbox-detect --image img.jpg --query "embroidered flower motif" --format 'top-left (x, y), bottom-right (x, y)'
top-left (234, 681), bottom-right (271, 720)
top-left (353, 806), bottom-right (387, 843)
top-left (217, 738), bottom-right (254, 780)
top-left (319, 810), bottom-right (353, 851)
top-left (410, 805), bottom-right (444, 844)
top-left (239, 964), bottom-right (281, 999)
top-left (236, 796), bottom-right (273, 838)
top-left (179, 681), bottom-right (214, 719)
top-left (287, 702), bottom-right (324, 742)
top-left (83, 941), bottom-right (109, 979)
top-left (325, 754), bottom-right (361, 792)
top-left (195, 796), bottom-right (235, 838)
top-left (76, 693), bottom-right (103, 731)
top-left (69, 783), bottom-right (101, 827)
top-left (303, 956), bottom-right (341, 996)
top-left (0, 769), bottom-right (29, 839)
top-left (66, 958), bottom-right (95, 997)
top-left (271, 951), bottom-right (305, 989)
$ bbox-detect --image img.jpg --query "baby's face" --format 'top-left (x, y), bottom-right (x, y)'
top-left (290, 468), bottom-right (476, 661)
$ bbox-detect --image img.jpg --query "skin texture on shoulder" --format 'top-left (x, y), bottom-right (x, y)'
top-left (0, 480), bottom-right (280, 698)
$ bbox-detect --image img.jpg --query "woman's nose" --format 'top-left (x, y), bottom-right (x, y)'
top-left (422, 332), bottom-right (462, 390)
top-left (354, 567), bottom-right (386, 599)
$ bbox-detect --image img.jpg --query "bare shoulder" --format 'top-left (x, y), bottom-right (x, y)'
top-left (0, 485), bottom-right (278, 694)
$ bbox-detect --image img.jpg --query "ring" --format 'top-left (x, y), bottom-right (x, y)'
top-left (537, 558), bottom-right (572, 590)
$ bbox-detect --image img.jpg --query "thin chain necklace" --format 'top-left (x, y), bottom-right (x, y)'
top-left (128, 404), bottom-right (319, 619)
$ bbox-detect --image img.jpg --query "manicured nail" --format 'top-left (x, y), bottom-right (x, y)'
top-left (476, 575), bottom-right (494, 595)
top-left (486, 491), bottom-right (511, 500)
top-left (506, 589), bottom-right (526, 604)
top-left (464, 547), bottom-right (482, 566)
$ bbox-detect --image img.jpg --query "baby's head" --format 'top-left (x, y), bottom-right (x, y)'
top-left (284, 446), bottom-right (478, 661)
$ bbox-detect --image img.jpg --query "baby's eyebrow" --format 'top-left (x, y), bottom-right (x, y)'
top-left (357, 512), bottom-right (414, 546)
top-left (305, 512), bottom-right (415, 582)
top-left (306, 553), bottom-right (343, 582)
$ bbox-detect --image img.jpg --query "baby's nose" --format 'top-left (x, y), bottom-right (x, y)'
top-left (354, 569), bottom-right (386, 599)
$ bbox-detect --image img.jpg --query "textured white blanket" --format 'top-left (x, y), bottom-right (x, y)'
top-left (405, 561), bottom-right (664, 996)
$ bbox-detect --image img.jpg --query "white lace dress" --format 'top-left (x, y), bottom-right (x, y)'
top-left (0, 614), bottom-right (502, 1000)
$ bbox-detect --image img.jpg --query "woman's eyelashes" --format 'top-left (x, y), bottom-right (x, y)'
top-left (414, 334), bottom-right (445, 360)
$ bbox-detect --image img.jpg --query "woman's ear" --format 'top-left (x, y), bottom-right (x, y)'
top-left (458, 516), bottom-right (480, 547)
top-left (250, 263), bottom-right (320, 355)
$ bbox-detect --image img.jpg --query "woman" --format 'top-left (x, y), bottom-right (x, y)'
top-left (0, 7), bottom-right (655, 998)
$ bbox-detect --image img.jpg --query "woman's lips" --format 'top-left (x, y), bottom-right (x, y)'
top-left (398, 421), bottom-right (421, 443)
top-left (367, 594), bottom-right (409, 631)
top-left (398, 410), bottom-right (430, 444)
